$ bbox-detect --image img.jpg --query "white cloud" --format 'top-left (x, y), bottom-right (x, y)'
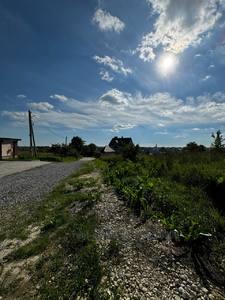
top-left (94, 55), bottom-right (132, 76)
top-left (174, 134), bottom-right (186, 139)
top-left (202, 75), bottom-right (211, 81)
top-left (192, 127), bottom-right (201, 131)
top-left (28, 102), bottom-right (54, 111)
top-left (17, 94), bottom-right (26, 99)
top-left (111, 124), bottom-right (136, 132)
top-left (92, 9), bottom-right (125, 33)
top-left (154, 130), bottom-right (168, 135)
top-left (99, 89), bottom-right (131, 107)
top-left (138, 45), bottom-right (155, 62)
top-left (196, 91), bottom-right (225, 103)
top-left (50, 94), bottom-right (69, 102)
top-left (3, 90), bottom-right (225, 133)
top-left (209, 64), bottom-right (215, 68)
top-left (2, 111), bottom-right (27, 122)
top-left (100, 70), bottom-right (114, 82)
top-left (138, 0), bottom-right (223, 61)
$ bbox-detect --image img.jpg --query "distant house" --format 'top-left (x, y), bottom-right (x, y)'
top-left (109, 136), bottom-right (134, 152)
top-left (0, 137), bottom-right (21, 160)
top-left (102, 145), bottom-right (115, 156)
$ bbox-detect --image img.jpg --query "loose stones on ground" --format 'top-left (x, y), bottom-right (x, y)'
top-left (95, 183), bottom-right (225, 299)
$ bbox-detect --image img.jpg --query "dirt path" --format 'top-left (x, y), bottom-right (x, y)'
top-left (95, 181), bottom-right (225, 300)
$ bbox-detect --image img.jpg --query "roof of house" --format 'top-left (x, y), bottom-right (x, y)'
top-left (103, 145), bottom-right (115, 153)
top-left (0, 137), bottom-right (21, 142)
top-left (109, 137), bottom-right (134, 152)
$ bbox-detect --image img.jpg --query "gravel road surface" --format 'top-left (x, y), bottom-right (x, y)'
top-left (0, 160), bottom-right (50, 178)
top-left (0, 158), bottom-right (93, 208)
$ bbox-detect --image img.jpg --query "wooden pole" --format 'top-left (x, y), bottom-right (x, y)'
top-left (28, 110), bottom-right (33, 157)
top-left (28, 110), bottom-right (37, 158)
top-left (31, 124), bottom-right (37, 157)
top-left (0, 140), bottom-right (2, 160)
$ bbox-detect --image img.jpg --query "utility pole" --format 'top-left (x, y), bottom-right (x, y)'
top-left (28, 110), bottom-right (33, 156)
top-left (28, 110), bottom-right (37, 158)
top-left (65, 136), bottom-right (68, 146)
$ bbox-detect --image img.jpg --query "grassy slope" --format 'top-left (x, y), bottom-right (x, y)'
top-left (0, 162), bottom-right (111, 299)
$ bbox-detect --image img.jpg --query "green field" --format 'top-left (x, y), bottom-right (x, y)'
top-left (100, 152), bottom-right (225, 242)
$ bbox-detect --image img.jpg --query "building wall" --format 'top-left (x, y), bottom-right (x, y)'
top-left (1, 142), bottom-right (14, 158)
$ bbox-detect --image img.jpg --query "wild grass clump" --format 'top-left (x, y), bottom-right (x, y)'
top-left (105, 239), bottom-right (121, 259)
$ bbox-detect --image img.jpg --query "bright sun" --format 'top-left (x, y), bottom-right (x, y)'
top-left (157, 53), bottom-right (179, 77)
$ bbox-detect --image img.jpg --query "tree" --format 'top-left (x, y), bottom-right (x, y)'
top-left (211, 130), bottom-right (225, 150)
top-left (70, 136), bottom-right (85, 153)
top-left (183, 142), bottom-right (206, 152)
top-left (122, 144), bottom-right (140, 161)
top-left (82, 143), bottom-right (97, 156)
top-left (50, 144), bottom-right (62, 155)
top-left (87, 143), bottom-right (97, 155)
top-left (50, 144), bottom-right (70, 157)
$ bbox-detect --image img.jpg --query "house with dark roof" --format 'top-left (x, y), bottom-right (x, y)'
top-left (109, 136), bottom-right (134, 152)
top-left (0, 137), bottom-right (21, 160)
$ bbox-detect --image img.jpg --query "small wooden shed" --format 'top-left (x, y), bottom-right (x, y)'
top-left (0, 137), bottom-right (21, 160)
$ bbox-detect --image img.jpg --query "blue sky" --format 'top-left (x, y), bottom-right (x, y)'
top-left (1, 0), bottom-right (225, 146)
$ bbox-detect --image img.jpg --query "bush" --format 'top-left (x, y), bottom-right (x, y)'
top-left (122, 144), bottom-right (140, 161)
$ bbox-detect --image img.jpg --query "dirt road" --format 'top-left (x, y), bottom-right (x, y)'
top-left (0, 158), bottom-right (93, 208)
top-left (0, 160), bottom-right (50, 179)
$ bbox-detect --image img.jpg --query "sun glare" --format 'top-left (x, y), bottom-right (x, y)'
top-left (157, 53), bottom-right (179, 77)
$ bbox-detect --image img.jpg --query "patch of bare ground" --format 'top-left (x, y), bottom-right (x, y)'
top-left (0, 226), bottom-right (41, 298)
top-left (79, 171), bottom-right (101, 180)
top-left (95, 181), bottom-right (225, 300)
top-left (0, 226), bottom-right (40, 262)
top-left (0, 255), bottom-right (39, 290)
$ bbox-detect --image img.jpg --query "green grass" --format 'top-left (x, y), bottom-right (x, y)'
top-left (17, 150), bottom-right (79, 162)
top-left (33, 215), bottom-right (106, 300)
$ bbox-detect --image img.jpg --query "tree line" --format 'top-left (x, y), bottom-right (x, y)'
top-left (184, 130), bottom-right (225, 152)
top-left (50, 136), bottom-right (98, 158)
top-left (49, 129), bottom-right (225, 159)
